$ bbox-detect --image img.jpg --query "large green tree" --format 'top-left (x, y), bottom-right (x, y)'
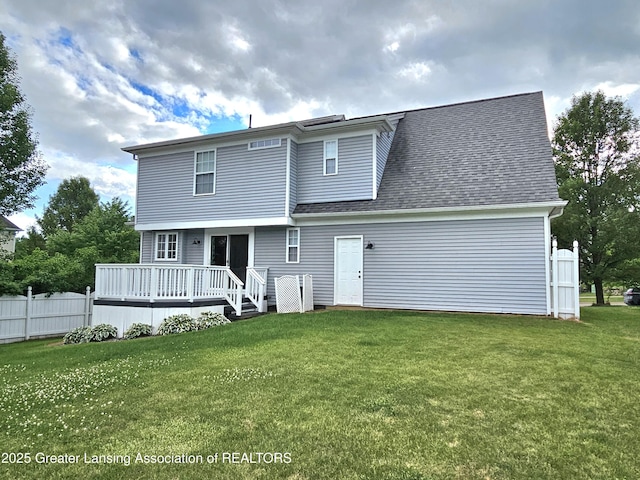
top-left (46, 197), bottom-right (139, 291)
top-left (1, 197), bottom-right (139, 295)
top-left (552, 91), bottom-right (640, 304)
top-left (0, 31), bottom-right (47, 217)
top-left (38, 176), bottom-right (100, 238)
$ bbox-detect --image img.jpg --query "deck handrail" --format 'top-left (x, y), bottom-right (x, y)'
top-left (224, 268), bottom-right (244, 317)
top-left (246, 267), bottom-right (268, 313)
top-left (95, 264), bottom-right (246, 315)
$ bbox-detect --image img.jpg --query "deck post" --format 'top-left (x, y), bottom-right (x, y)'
top-left (149, 266), bottom-right (157, 303)
top-left (187, 266), bottom-right (195, 303)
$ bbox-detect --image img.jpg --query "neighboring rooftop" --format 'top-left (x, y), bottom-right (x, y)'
top-left (294, 92), bottom-right (562, 215)
top-left (1, 216), bottom-right (21, 231)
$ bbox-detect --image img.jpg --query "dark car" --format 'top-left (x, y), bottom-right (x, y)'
top-left (624, 287), bottom-right (640, 306)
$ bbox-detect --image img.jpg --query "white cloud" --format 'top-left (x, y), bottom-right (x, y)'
top-left (385, 41), bottom-right (400, 53)
top-left (593, 81), bottom-right (640, 99)
top-left (7, 212), bottom-right (38, 235)
top-left (46, 154), bottom-right (136, 199)
top-left (1, 0), bottom-right (639, 222)
top-left (397, 62), bottom-right (433, 82)
top-left (225, 24), bottom-right (251, 52)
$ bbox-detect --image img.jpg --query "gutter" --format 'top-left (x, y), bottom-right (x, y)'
top-left (292, 200), bottom-right (569, 220)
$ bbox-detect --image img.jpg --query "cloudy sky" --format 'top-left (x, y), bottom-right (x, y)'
top-left (2, 0), bottom-right (639, 231)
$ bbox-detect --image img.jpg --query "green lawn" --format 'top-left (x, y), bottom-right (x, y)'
top-left (579, 293), bottom-right (624, 304)
top-left (1, 307), bottom-right (639, 479)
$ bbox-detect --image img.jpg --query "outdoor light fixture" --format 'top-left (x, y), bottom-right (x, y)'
top-left (192, 239), bottom-right (201, 245)
top-left (365, 242), bottom-right (375, 250)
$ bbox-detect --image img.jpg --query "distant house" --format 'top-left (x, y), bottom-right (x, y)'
top-left (93, 92), bottom-right (566, 332)
top-left (0, 216), bottom-right (21, 254)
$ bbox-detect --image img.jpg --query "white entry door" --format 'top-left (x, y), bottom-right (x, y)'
top-left (334, 236), bottom-right (363, 305)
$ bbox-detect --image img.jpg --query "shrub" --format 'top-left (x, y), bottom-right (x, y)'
top-left (157, 314), bottom-right (196, 335)
top-left (124, 323), bottom-right (153, 340)
top-left (63, 326), bottom-right (93, 345)
top-left (88, 323), bottom-right (118, 342)
top-left (195, 311), bottom-right (231, 330)
top-left (63, 324), bottom-right (118, 344)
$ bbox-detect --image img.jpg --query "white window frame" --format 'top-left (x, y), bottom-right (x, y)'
top-left (323, 139), bottom-right (338, 176)
top-left (194, 149), bottom-right (216, 196)
top-left (248, 138), bottom-right (281, 150)
top-left (155, 232), bottom-right (179, 261)
top-left (286, 227), bottom-right (300, 264)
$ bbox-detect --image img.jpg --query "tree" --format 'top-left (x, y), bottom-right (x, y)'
top-left (46, 197), bottom-right (139, 291)
top-left (14, 226), bottom-right (46, 257)
top-left (0, 31), bottom-right (47, 217)
top-left (2, 197), bottom-right (139, 295)
top-left (552, 91), bottom-right (640, 304)
top-left (38, 176), bottom-right (99, 238)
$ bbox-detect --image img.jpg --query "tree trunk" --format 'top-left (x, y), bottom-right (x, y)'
top-left (594, 278), bottom-right (606, 305)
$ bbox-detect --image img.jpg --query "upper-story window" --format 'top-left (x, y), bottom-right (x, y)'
top-left (156, 232), bottom-right (178, 261)
top-left (324, 140), bottom-right (338, 176)
top-left (248, 138), bottom-right (281, 150)
top-left (194, 150), bottom-right (216, 195)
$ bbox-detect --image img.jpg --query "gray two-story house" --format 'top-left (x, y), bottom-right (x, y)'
top-left (93, 92), bottom-right (565, 333)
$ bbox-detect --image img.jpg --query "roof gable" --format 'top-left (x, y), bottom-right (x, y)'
top-left (294, 92), bottom-right (561, 215)
top-left (1, 216), bottom-right (21, 231)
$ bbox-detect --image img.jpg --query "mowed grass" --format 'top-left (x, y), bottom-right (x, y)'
top-left (580, 293), bottom-right (624, 304)
top-left (1, 307), bottom-right (639, 479)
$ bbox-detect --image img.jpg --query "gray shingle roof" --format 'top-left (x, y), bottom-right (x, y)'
top-left (1, 216), bottom-right (21, 231)
top-left (294, 92), bottom-right (561, 215)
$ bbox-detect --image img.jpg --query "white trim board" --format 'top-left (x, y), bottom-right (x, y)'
top-left (293, 201), bottom-right (567, 227)
top-left (136, 216), bottom-right (294, 231)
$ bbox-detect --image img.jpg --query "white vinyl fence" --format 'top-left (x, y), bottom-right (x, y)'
top-left (550, 240), bottom-right (580, 319)
top-left (0, 287), bottom-right (93, 344)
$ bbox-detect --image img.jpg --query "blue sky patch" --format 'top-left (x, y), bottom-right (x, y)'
top-left (130, 81), bottom-right (163, 105)
top-left (205, 114), bottom-right (245, 134)
top-left (171, 98), bottom-right (191, 118)
top-left (129, 48), bottom-right (142, 62)
top-left (55, 27), bottom-right (80, 53)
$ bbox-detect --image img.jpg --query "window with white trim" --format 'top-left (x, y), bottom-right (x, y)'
top-left (286, 228), bottom-right (300, 263)
top-left (194, 150), bottom-right (216, 195)
top-left (155, 232), bottom-right (178, 261)
top-left (324, 139), bottom-right (338, 175)
top-left (248, 138), bottom-right (281, 150)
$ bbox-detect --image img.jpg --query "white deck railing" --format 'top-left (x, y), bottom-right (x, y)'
top-left (95, 264), bottom-right (246, 315)
top-left (246, 267), bottom-right (268, 313)
top-left (95, 264), bottom-right (270, 317)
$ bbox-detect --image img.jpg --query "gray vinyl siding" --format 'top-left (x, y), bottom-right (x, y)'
top-left (289, 140), bottom-right (298, 215)
top-left (296, 135), bottom-right (374, 203)
top-left (184, 229), bottom-right (205, 264)
top-left (136, 141), bottom-right (287, 225)
top-left (376, 130), bottom-right (394, 191)
top-left (255, 217), bottom-right (548, 315)
top-left (140, 229), bottom-right (204, 264)
top-left (140, 231), bottom-right (154, 263)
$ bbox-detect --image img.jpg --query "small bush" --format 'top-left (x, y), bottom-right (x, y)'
top-left (90, 323), bottom-right (118, 342)
top-left (124, 322), bottom-right (153, 340)
top-left (195, 311), bottom-right (231, 330)
top-left (63, 326), bottom-right (93, 345)
top-left (157, 314), bottom-right (196, 335)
